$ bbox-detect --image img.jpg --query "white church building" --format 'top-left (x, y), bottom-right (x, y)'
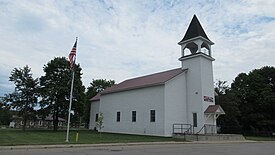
top-left (89, 15), bottom-right (224, 137)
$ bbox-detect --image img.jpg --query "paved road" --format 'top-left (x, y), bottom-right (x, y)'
top-left (1, 142), bottom-right (275, 155)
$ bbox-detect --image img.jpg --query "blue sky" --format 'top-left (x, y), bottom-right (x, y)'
top-left (1, 0), bottom-right (275, 96)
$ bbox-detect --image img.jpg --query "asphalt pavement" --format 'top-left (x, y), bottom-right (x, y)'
top-left (0, 140), bottom-right (253, 150)
top-left (2, 141), bottom-right (275, 155)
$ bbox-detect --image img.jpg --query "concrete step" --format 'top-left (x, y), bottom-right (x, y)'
top-left (173, 134), bottom-right (245, 141)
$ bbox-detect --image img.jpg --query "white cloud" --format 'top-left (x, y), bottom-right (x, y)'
top-left (0, 0), bottom-right (275, 96)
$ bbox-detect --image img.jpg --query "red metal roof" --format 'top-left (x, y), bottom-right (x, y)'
top-left (90, 93), bottom-right (101, 101)
top-left (91, 68), bottom-right (186, 101)
top-left (204, 105), bottom-right (225, 114)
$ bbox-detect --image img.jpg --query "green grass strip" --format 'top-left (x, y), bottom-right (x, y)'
top-left (0, 129), bottom-right (174, 146)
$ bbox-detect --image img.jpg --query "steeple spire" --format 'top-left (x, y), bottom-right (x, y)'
top-left (178, 15), bottom-right (210, 43)
top-left (178, 15), bottom-right (214, 58)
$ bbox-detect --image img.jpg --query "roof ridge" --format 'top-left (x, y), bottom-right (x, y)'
top-left (97, 68), bottom-right (186, 96)
top-left (123, 68), bottom-right (182, 82)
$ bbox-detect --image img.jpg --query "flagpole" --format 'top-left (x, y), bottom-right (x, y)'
top-left (66, 69), bottom-right (75, 142)
top-left (66, 37), bottom-right (77, 142)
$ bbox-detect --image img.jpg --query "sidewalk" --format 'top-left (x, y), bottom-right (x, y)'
top-left (0, 140), bottom-right (257, 150)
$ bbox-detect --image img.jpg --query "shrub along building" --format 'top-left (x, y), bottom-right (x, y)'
top-left (89, 15), bottom-right (225, 137)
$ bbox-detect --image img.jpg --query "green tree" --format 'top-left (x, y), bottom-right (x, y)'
top-left (215, 80), bottom-right (230, 95)
top-left (96, 112), bottom-right (104, 136)
top-left (3, 66), bottom-right (38, 130)
top-left (215, 85), bottom-right (242, 133)
top-left (39, 57), bottom-right (85, 131)
top-left (0, 101), bottom-right (13, 125)
top-left (231, 66), bottom-right (275, 133)
top-left (83, 79), bottom-right (115, 127)
top-left (86, 79), bottom-right (115, 99)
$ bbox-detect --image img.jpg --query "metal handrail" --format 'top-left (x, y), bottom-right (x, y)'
top-left (197, 124), bottom-right (217, 134)
top-left (204, 124), bottom-right (217, 134)
top-left (197, 125), bottom-right (205, 134)
top-left (173, 124), bottom-right (193, 134)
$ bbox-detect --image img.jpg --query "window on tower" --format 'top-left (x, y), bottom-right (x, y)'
top-left (193, 113), bottom-right (197, 127)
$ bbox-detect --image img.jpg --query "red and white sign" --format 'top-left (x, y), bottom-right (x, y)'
top-left (203, 96), bottom-right (213, 102)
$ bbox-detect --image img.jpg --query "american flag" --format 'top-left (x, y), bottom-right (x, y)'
top-left (204, 96), bottom-right (213, 102)
top-left (69, 38), bottom-right (77, 68)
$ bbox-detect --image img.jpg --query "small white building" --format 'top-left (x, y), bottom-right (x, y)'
top-left (89, 15), bottom-right (224, 137)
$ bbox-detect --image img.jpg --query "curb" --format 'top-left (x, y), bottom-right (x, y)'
top-left (0, 142), bottom-right (182, 150)
top-left (0, 140), bottom-right (257, 150)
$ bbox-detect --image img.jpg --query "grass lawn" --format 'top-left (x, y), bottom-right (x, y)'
top-left (0, 128), bottom-right (175, 146)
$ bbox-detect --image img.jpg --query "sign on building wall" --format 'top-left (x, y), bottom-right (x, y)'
top-left (203, 96), bottom-right (213, 102)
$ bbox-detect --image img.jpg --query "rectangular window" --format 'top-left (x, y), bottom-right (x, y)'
top-left (193, 113), bottom-right (197, 127)
top-left (39, 120), bottom-right (43, 126)
top-left (95, 113), bottom-right (99, 122)
top-left (132, 111), bottom-right (136, 122)
top-left (58, 121), bottom-right (62, 127)
top-left (116, 112), bottom-right (121, 122)
top-left (150, 110), bottom-right (156, 122)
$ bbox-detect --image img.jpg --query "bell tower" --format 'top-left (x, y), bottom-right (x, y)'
top-left (178, 14), bottom-right (214, 58)
top-left (179, 15), bottom-right (217, 133)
